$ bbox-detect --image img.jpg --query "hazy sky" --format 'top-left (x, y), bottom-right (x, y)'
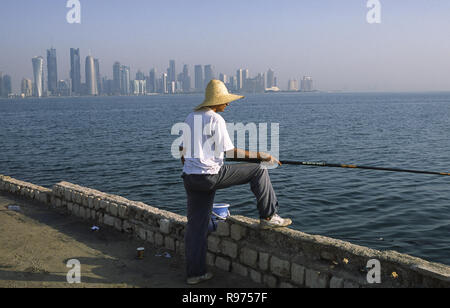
top-left (1, 0), bottom-right (450, 92)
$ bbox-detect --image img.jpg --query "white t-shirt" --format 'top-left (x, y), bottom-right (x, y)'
top-left (182, 109), bottom-right (235, 175)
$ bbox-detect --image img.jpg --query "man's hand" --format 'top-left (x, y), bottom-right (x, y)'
top-left (226, 148), bottom-right (281, 166)
top-left (258, 152), bottom-right (282, 166)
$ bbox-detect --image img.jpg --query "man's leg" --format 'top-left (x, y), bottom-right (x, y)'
top-left (214, 163), bottom-right (278, 219)
top-left (184, 185), bottom-right (216, 278)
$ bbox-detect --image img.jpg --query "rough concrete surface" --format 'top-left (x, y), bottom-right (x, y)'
top-left (0, 193), bottom-right (264, 288)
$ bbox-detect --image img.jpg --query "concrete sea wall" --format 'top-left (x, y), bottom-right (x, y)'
top-left (1, 174), bottom-right (449, 288)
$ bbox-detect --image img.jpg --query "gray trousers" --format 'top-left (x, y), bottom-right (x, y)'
top-left (182, 163), bottom-right (279, 278)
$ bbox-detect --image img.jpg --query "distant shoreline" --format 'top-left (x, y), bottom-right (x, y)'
top-left (2, 90), bottom-right (450, 101)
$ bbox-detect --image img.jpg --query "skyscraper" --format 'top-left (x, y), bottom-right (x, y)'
top-left (258, 72), bottom-right (266, 92)
top-left (113, 62), bottom-right (121, 95)
top-left (242, 69), bottom-right (249, 90)
top-left (301, 76), bottom-right (314, 92)
top-left (120, 65), bottom-right (130, 95)
top-left (57, 80), bottom-right (71, 97)
top-left (136, 70), bottom-right (145, 81)
top-left (21, 78), bottom-right (33, 97)
top-left (85, 56), bottom-right (97, 95)
top-left (182, 64), bottom-right (191, 93)
top-left (168, 81), bottom-right (176, 94)
top-left (219, 73), bottom-right (227, 84)
top-left (132, 80), bottom-right (146, 95)
top-left (2, 75), bottom-right (12, 97)
top-left (102, 77), bottom-right (113, 96)
top-left (242, 73), bottom-right (265, 94)
top-left (267, 69), bottom-right (275, 89)
top-left (229, 76), bottom-right (237, 92)
top-left (204, 65), bottom-right (215, 87)
top-left (161, 73), bottom-right (168, 94)
top-left (168, 60), bottom-right (176, 83)
top-left (194, 65), bottom-right (203, 92)
top-left (148, 68), bottom-right (157, 93)
top-left (94, 59), bottom-right (102, 95)
top-left (70, 48), bottom-right (81, 95)
top-left (288, 79), bottom-right (299, 91)
top-left (236, 69), bottom-right (243, 91)
top-left (47, 48), bottom-right (58, 95)
top-left (32, 56), bottom-right (44, 97)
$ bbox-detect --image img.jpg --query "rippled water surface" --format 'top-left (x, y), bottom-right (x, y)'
top-left (1, 93), bottom-right (450, 265)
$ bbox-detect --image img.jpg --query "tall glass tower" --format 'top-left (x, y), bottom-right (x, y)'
top-left (47, 48), bottom-right (58, 95)
top-left (32, 56), bottom-right (44, 97)
top-left (70, 48), bottom-right (81, 95)
top-left (267, 69), bottom-right (275, 89)
top-left (161, 72), bottom-right (168, 94)
top-left (148, 68), bottom-right (157, 93)
top-left (120, 65), bottom-right (130, 95)
top-left (94, 59), bottom-right (102, 95)
top-left (2, 75), bottom-right (12, 97)
top-left (182, 64), bottom-right (191, 93)
top-left (168, 60), bottom-right (176, 83)
top-left (236, 69), bottom-right (243, 91)
top-left (301, 76), bottom-right (314, 92)
top-left (113, 62), bottom-right (121, 95)
top-left (195, 65), bottom-right (203, 92)
top-left (204, 65), bottom-right (215, 88)
top-left (85, 56), bottom-right (97, 96)
top-left (21, 78), bottom-right (33, 97)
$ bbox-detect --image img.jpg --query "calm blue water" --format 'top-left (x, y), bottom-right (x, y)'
top-left (1, 93), bottom-right (450, 265)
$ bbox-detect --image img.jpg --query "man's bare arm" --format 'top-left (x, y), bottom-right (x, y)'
top-left (225, 148), bottom-right (281, 166)
top-left (179, 147), bottom-right (281, 166)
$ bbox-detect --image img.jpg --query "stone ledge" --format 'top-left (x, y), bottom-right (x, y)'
top-left (227, 215), bottom-right (450, 285)
top-left (53, 181), bottom-right (187, 226)
top-left (0, 175), bottom-right (51, 204)
top-left (2, 175), bottom-right (450, 288)
top-left (1, 175), bottom-right (51, 193)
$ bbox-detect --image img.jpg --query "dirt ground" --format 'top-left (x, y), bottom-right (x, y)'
top-left (0, 193), bottom-right (264, 288)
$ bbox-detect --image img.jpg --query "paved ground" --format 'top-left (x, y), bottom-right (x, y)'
top-left (0, 193), bottom-right (264, 288)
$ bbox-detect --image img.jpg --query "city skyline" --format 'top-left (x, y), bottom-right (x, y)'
top-left (5, 46), bottom-right (296, 97)
top-left (1, 45), bottom-right (316, 96)
top-left (1, 1), bottom-right (450, 93)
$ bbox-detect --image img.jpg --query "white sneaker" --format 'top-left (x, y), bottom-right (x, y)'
top-left (259, 214), bottom-right (292, 229)
top-left (186, 272), bottom-right (214, 285)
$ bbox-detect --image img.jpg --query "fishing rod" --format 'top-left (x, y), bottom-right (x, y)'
top-left (227, 158), bottom-right (450, 176)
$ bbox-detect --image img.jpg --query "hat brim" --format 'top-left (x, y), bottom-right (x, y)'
top-left (194, 94), bottom-right (245, 111)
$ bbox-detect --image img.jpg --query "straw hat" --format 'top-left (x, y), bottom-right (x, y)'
top-left (194, 79), bottom-right (244, 111)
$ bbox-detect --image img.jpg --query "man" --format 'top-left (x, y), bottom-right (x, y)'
top-left (180, 79), bottom-right (291, 285)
